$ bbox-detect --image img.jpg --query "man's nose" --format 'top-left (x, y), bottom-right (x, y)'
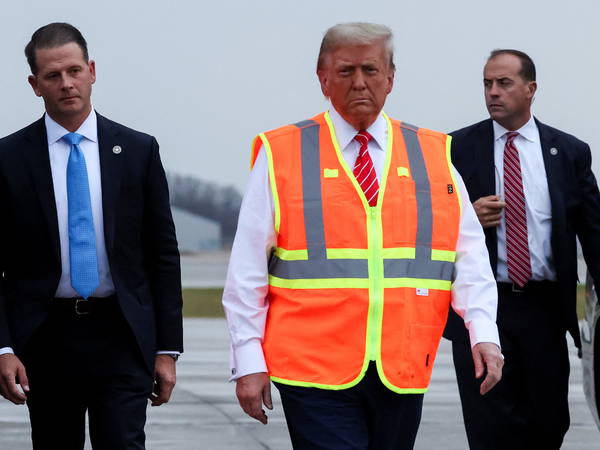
top-left (59, 73), bottom-right (74, 90)
top-left (352, 70), bottom-right (367, 89)
top-left (488, 82), bottom-right (500, 96)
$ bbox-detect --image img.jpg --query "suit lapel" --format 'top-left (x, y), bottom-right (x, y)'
top-left (477, 120), bottom-right (496, 197)
top-left (22, 117), bottom-right (61, 264)
top-left (96, 113), bottom-right (123, 256)
top-left (478, 120), bottom-right (499, 274)
top-left (536, 118), bottom-right (563, 251)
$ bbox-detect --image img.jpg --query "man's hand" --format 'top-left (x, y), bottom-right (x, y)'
top-left (472, 342), bottom-right (503, 395)
top-left (473, 195), bottom-right (505, 228)
top-left (236, 372), bottom-right (272, 425)
top-left (150, 354), bottom-right (176, 406)
top-left (0, 354), bottom-right (29, 405)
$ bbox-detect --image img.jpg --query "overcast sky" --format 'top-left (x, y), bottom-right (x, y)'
top-left (1, 0), bottom-right (598, 191)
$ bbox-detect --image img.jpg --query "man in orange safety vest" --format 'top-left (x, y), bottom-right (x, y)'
top-left (223, 22), bottom-right (503, 449)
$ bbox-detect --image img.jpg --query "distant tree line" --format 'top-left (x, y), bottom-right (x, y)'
top-left (167, 173), bottom-right (242, 247)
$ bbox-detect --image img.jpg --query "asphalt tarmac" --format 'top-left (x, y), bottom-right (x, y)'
top-left (0, 318), bottom-right (597, 449)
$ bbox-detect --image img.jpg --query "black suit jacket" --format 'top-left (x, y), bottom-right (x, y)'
top-left (444, 118), bottom-right (600, 348)
top-left (0, 113), bottom-right (183, 371)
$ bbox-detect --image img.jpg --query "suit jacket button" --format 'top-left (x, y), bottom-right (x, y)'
top-left (113, 145), bottom-right (122, 154)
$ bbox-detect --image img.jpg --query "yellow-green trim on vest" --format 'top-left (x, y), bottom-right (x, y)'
top-left (270, 359), bottom-right (371, 390)
top-left (374, 358), bottom-right (430, 394)
top-left (270, 370), bottom-right (427, 394)
top-left (324, 111), bottom-right (372, 212)
top-left (446, 135), bottom-right (462, 215)
top-left (381, 248), bottom-right (417, 259)
top-left (255, 133), bottom-right (281, 234)
top-left (269, 275), bottom-right (452, 291)
top-left (268, 275), bottom-right (370, 289)
top-left (431, 249), bottom-right (457, 262)
top-left (273, 247), bottom-right (308, 261)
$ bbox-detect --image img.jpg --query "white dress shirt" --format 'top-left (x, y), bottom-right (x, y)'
top-left (493, 116), bottom-right (556, 282)
top-left (46, 110), bottom-right (116, 298)
top-left (222, 106), bottom-right (500, 380)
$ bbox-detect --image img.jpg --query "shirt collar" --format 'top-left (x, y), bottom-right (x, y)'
top-left (492, 115), bottom-right (539, 144)
top-left (328, 104), bottom-right (387, 152)
top-left (45, 108), bottom-right (98, 146)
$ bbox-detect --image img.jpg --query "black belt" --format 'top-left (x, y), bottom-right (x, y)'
top-left (497, 280), bottom-right (557, 294)
top-left (51, 295), bottom-right (118, 315)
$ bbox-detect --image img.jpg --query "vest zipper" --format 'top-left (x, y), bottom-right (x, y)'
top-left (367, 206), bottom-right (383, 361)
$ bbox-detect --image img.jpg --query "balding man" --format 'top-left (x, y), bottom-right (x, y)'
top-left (223, 22), bottom-right (503, 449)
top-left (445, 49), bottom-right (600, 450)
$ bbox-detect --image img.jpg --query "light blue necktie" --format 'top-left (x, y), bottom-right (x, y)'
top-left (63, 132), bottom-right (99, 299)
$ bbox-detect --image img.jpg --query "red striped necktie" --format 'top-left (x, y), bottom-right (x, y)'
top-left (353, 131), bottom-right (379, 207)
top-left (503, 131), bottom-right (532, 287)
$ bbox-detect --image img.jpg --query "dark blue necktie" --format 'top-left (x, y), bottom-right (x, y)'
top-left (63, 132), bottom-right (99, 299)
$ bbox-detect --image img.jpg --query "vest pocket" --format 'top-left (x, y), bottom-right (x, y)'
top-left (429, 181), bottom-right (459, 250)
top-left (408, 323), bottom-right (441, 384)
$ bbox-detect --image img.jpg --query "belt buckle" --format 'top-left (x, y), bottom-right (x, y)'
top-left (512, 283), bottom-right (525, 293)
top-left (75, 298), bottom-right (90, 315)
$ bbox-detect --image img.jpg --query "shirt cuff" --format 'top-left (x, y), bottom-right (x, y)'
top-left (230, 338), bottom-right (267, 381)
top-left (466, 318), bottom-right (500, 348)
top-left (156, 351), bottom-right (181, 356)
top-left (0, 347), bottom-right (14, 356)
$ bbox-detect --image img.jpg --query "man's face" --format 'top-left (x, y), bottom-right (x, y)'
top-left (318, 42), bottom-right (394, 130)
top-left (483, 53), bottom-right (536, 130)
top-left (28, 42), bottom-right (96, 127)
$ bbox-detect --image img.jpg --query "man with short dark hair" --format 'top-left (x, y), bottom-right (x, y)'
top-left (223, 22), bottom-right (503, 449)
top-left (444, 49), bottom-right (600, 449)
top-left (0, 22), bottom-right (183, 449)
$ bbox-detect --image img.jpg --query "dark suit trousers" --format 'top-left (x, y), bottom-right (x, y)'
top-left (452, 282), bottom-right (570, 450)
top-left (274, 362), bottom-right (424, 450)
top-left (22, 299), bottom-right (153, 450)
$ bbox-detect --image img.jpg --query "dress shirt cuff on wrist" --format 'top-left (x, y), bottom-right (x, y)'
top-left (156, 351), bottom-right (181, 356)
top-left (466, 318), bottom-right (501, 349)
top-left (0, 347), bottom-right (15, 356)
top-left (230, 339), bottom-right (267, 381)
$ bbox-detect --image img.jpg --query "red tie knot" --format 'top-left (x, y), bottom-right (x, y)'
top-left (354, 130), bottom-right (373, 147)
top-left (505, 131), bottom-right (519, 144)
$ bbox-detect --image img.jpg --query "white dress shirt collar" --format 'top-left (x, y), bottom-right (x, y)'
top-left (492, 115), bottom-right (538, 144)
top-left (328, 104), bottom-right (387, 151)
top-left (45, 109), bottom-right (98, 146)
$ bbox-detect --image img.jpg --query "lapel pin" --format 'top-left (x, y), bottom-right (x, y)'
top-left (112, 145), bottom-right (122, 154)
top-left (550, 147), bottom-right (558, 156)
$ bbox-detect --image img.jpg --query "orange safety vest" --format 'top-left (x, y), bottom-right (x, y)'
top-left (250, 111), bottom-right (461, 393)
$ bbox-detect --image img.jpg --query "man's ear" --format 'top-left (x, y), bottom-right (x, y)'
top-left (89, 60), bottom-right (96, 84)
top-left (317, 69), bottom-right (329, 98)
top-left (386, 67), bottom-right (395, 94)
top-left (28, 75), bottom-right (42, 97)
top-left (527, 80), bottom-right (537, 100)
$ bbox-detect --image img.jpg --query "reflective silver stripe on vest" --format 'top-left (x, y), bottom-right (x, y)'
top-left (269, 257), bottom-right (368, 279)
top-left (382, 124), bottom-right (453, 282)
top-left (297, 120), bottom-right (326, 260)
top-left (268, 120), bottom-right (455, 283)
top-left (400, 124), bottom-right (432, 258)
top-left (384, 257), bottom-right (453, 281)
